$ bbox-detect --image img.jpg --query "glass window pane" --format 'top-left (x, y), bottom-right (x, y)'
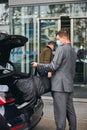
top-left (40, 19), bottom-right (58, 51)
top-left (73, 19), bottom-right (87, 83)
top-left (70, 3), bottom-right (86, 16)
top-left (10, 6), bottom-right (38, 73)
top-left (0, 3), bottom-right (9, 25)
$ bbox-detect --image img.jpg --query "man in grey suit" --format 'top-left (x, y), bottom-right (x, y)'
top-left (32, 28), bottom-right (77, 130)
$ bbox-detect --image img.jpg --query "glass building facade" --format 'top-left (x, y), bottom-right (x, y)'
top-left (0, 1), bottom-right (9, 33)
top-left (9, 0), bottom-right (87, 98)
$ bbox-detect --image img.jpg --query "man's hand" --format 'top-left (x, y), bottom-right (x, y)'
top-left (31, 62), bottom-right (38, 68)
top-left (48, 72), bottom-right (52, 78)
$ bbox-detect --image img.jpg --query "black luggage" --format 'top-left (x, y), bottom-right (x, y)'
top-left (14, 75), bottom-right (51, 102)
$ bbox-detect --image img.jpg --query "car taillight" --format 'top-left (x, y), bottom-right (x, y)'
top-left (0, 96), bottom-right (15, 105)
top-left (11, 123), bottom-right (25, 130)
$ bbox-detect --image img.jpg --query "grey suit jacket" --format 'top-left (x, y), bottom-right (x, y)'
top-left (37, 44), bottom-right (77, 92)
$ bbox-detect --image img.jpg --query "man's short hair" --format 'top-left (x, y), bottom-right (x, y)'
top-left (56, 28), bottom-right (70, 38)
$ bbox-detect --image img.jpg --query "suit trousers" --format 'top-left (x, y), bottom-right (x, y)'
top-left (52, 91), bottom-right (77, 130)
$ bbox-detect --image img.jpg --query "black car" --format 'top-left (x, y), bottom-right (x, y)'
top-left (0, 33), bottom-right (44, 130)
top-left (0, 114), bottom-right (10, 130)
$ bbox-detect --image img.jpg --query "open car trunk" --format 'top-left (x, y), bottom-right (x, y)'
top-left (0, 33), bottom-right (50, 105)
top-left (0, 33), bottom-right (28, 66)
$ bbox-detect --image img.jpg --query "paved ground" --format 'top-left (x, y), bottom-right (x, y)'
top-left (33, 97), bottom-right (87, 130)
top-left (33, 118), bottom-right (87, 130)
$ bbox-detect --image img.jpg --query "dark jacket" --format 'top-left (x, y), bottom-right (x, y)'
top-left (39, 46), bottom-right (54, 77)
top-left (40, 46), bottom-right (54, 64)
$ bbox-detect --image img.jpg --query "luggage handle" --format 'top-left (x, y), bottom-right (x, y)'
top-left (28, 64), bottom-right (37, 77)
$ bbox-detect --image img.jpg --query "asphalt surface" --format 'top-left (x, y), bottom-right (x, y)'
top-left (33, 97), bottom-right (87, 130)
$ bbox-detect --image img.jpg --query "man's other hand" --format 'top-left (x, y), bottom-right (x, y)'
top-left (31, 62), bottom-right (38, 68)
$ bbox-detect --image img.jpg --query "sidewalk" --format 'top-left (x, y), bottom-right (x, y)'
top-left (33, 97), bottom-right (87, 130)
top-left (33, 118), bottom-right (87, 130)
